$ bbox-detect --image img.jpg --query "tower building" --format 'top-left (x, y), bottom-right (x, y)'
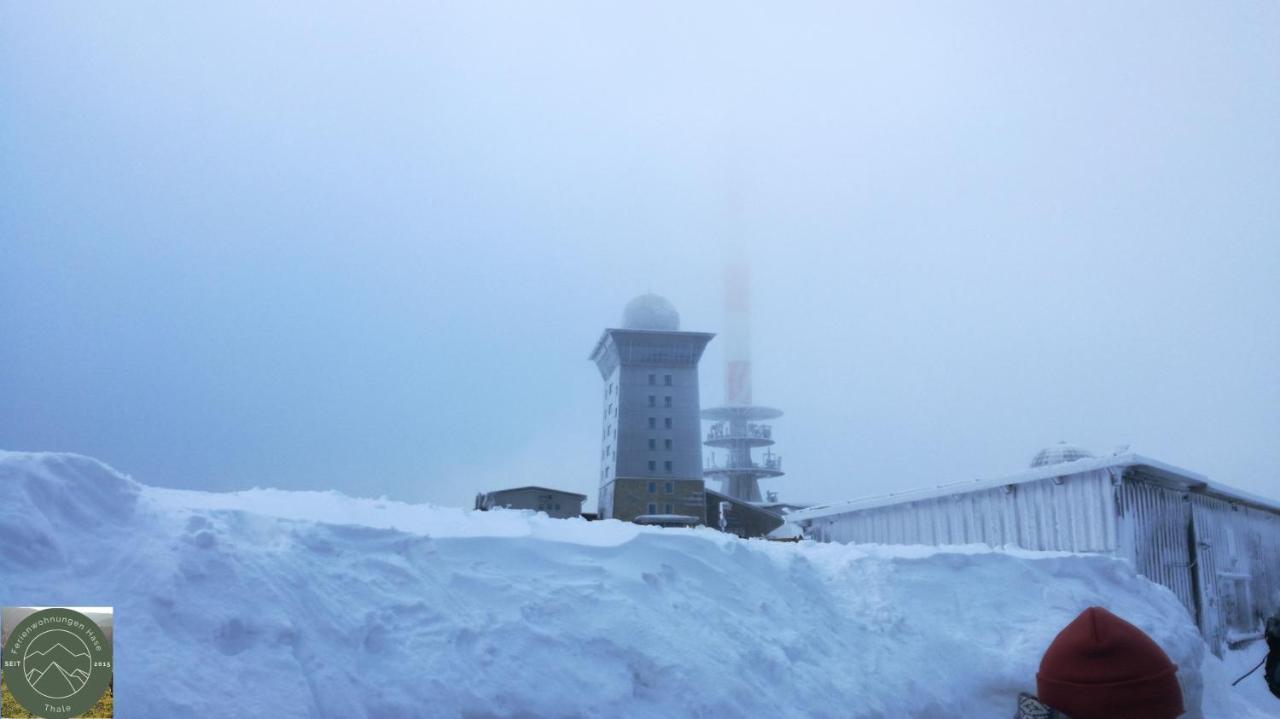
top-left (702, 253), bottom-right (784, 503)
top-left (590, 294), bottom-right (714, 522)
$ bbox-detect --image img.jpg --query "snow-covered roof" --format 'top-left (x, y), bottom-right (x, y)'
top-left (633, 514), bottom-right (700, 526)
top-left (790, 453), bottom-right (1280, 523)
top-left (484, 486), bottom-right (587, 501)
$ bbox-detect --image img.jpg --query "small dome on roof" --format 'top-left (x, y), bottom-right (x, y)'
top-left (1031, 441), bottom-right (1095, 468)
top-left (622, 293), bottom-right (680, 331)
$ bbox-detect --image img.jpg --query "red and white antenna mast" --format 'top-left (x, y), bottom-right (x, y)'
top-left (702, 214), bottom-right (784, 504)
top-left (723, 247), bottom-right (753, 407)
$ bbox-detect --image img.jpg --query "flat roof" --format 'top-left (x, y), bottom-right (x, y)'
top-left (789, 453), bottom-right (1280, 523)
top-left (588, 327), bottom-right (716, 363)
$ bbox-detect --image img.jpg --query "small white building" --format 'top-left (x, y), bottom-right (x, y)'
top-left (790, 447), bottom-right (1280, 655)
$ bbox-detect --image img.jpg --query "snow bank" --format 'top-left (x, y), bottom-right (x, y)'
top-left (0, 451), bottom-right (1273, 718)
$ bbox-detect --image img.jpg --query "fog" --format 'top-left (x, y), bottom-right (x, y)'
top-left (3, 2), bottom-right (1277, 509)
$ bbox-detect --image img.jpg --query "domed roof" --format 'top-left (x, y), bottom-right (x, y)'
top-left (1030, 441), bottom-right (1095, 469)
top-left (622, 293), bottom-right (680, 331)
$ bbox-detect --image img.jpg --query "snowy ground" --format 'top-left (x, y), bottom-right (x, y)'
top-left (0, 451), bottom-right (1274, 718)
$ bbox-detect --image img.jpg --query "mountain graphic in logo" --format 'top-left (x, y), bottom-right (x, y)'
top-left (23, 633), bottom-right (94, 699)
top-left (28, 659), bottom-right (89, 696)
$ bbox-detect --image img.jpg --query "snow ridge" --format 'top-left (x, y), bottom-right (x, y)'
top-left (0, 451), bottom-right (1272, 718)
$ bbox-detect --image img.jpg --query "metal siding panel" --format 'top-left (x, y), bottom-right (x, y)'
top-left (1191, 497), bottom-right (1223, 653)
top-left (1055, 480), bottom-right (1071, 551)
top-left (799, 468), bottom-right (1279, 656)
top-left (1247, 508), bottom-right (1280, 631)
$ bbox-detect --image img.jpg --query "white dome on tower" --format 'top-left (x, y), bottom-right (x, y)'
top-left (622, 293), bottom-right (680, 331)
top-left (1030, 441), bottom-right (1095, 468)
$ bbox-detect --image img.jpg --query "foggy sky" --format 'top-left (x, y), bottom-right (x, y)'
top-left (3, 2), bottom-right (1278, 509)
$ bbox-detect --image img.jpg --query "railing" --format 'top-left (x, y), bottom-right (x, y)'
top-left (706, 421), bottom-right (773, 441)
top-left (704, 451), bottom-right (783, 472)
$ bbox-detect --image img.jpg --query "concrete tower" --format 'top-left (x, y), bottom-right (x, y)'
top-left (702, 253), bottom-right (784, 503)
top-left (590, 294), bottom-right (714, 522)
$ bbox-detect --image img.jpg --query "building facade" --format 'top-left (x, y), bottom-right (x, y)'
top-left (590, 294), bottom-right (714, 522)
top-left (790, 450), bottom-right (1280, 656)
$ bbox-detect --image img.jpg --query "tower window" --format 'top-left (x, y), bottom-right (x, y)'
top-left (664, 396), bottom-right (672, 408)
top-left (648, 395), bottom-right (656, 407)
top-left (664, 439), bottom-right (672, 450)
top-left (648, 439), bottom-right (656, 450)
top-left (664, 374), bottom-right (672, 386)
top-left (664, 461), bottom-right (673, 473)
top-left (664, 418), bottom-right (672, 429)
top-left (664, 482), bottom-right (673, 493)
top-left (664, 503), bottom-right (672, 513)
top-left (648, 460), bottom-right (656, 472)
top-left (648, 481), bottom-right (656, 493)
top-left (648, 503), bottom-right (657, 514)
top-left (648, 417), bottom-right (656, 429)
top-left (648, 374), bottom-right (656, 385)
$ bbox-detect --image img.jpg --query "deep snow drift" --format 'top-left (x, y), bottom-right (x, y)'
top-left (0, 451), bottom-right (1273, 718)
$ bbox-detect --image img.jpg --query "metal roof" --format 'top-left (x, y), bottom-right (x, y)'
top-left (484, 486), bottom-right (587, 501)
top-left (789, 453), bottom-right (1280, 523)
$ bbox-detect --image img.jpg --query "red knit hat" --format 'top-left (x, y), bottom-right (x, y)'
top-left (1036, 606), bottom-right (1184, 719)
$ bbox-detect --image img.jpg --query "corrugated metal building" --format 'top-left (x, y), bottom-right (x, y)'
top-left (790, 453), bottom-right (1280, 655)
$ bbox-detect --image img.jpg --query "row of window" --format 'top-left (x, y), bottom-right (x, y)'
top-left (648, 481), bottom-right (674, 494)
top-left (600, 462), bottom-right (674, 479)
top-left (604, 417), bottom-right (672, 442)
top-left (606, 375), bottom-right (671, 399)
top-left (609, 398), bottom-right (674, 419)
top-left (604, 437), bottom-right (674, 456)
top-left (647, 503), bottom-right (673, 514)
